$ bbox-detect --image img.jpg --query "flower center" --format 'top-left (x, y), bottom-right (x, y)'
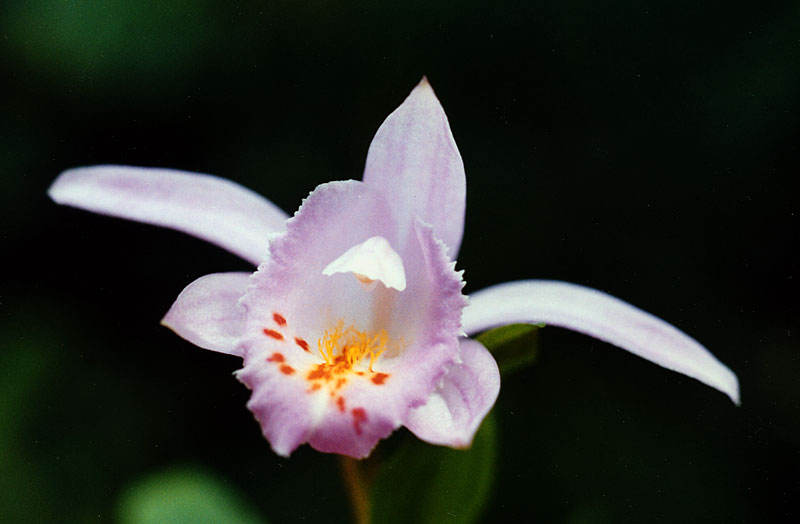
top-left (305, 321), bottom-right (396, 394)
top-left (317, 320), bottom-right (390, 371)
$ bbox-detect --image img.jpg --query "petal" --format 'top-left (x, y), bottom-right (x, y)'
top-left (304, 378), bottom-right (408, 458)
top-left (48, 165), bottom-right (288, 265)
top-left (237, 361), bottom-right (318, 457)
top-left (161, 272), bottom-right (251, 356)
top-left (362, 78), bottom-right (466, 260)
top-left (462, 280), bottom-right (740, 404)
top-left (404, 338), bottom-right (500, 448)
top-left (236, 182), bottom-right (466, 457)
top-left (386, 219), bottom-right (467, 403)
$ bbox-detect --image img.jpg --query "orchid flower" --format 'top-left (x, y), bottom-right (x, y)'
top-left (48, 78), bottom-right (739, 459)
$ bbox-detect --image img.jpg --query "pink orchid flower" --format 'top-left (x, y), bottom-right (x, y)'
top-left (48, 79), bottom-right (739, 459)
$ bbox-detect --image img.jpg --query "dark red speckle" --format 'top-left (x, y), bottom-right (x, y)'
top-left (371, 373), bottom-right (389, 385)
top-left (308, 364), bottom-right (330, 381)
top-left (280, 365), bottom-right (295, 375)
top-left (351, 408), bottom-right (367, 435)
top-left (263, 328), bottom-right (284, 340)
top-left (294, 337), bottom-right (310, 352)
top-left (267, 352), bottom-right (285, 363)
top-left (273, 313), bottom-right (287, 326)
top-left (336, 396), bottom-right (346, 412)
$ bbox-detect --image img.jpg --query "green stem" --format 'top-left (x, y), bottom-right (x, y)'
top-left (339, 456), bottom-right (371, 524)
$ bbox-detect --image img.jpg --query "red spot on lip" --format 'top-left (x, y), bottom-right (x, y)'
top-left (267, 352), bottom-right (285, 363)
top-left (294, 337), bottom-right (310, 352)
top-left (351, 408), bottom-right (367, 435)
top-left (273, 313), bottom-right (287, 326)
top-left (308, 365), bottom-right (330, 381)
top-left (336, 396), bottom-right (346, 412)
top-left (371, 373), bottom-right (389, 385)
top-left (280, 365), bottom-right (295, 375)
top-left (310, 383), bottom-right (321, 391)
top-left (263, 328), bottom-right (284, 340)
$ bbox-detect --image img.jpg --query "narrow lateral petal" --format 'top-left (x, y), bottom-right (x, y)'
top-left (362, 78), bottom-right (466, 259)
top-left (404, 338), bottom-right (500, 448)
top-left (48, 165), bottom-right (288, 265)
top-left (462, 280), bottom-right (740, 404)
top-left (161, 272), bottom-right (251, 356)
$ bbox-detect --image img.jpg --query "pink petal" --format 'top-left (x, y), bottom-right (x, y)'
top-left (239, 334), bottom-right (399, 458)
top-left (237, 360), bottom-right (318, 457)
top-left (462, 280), bottom-right (740, 404)
top-left (48, 165), bottom-right (288, 265)
top-left (236, 182), bottom-right (466, 457)
top-left (362, 78), bottom-right (466, 259)
top-left (303, 374), bottom-right (409, 458)
top-left (161, 272), bottom-right (251, 356)
top-left (386, 219), bottom-right (467, 405)
top-left (404, 338), bottom-right (500, 448)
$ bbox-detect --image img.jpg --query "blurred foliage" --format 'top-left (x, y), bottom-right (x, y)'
top-left (371, 415), bottom-right (496, 524)
top-left (367, 322), bottom-right (533, 524)
top-left (476, 323), bottom-right (542, 376)
top-left (0, 323), bottom-right (58, 523)
top-left (117, 466), bottom-right (267, 524)
top-left (3, 0), bottom-right (215, 92)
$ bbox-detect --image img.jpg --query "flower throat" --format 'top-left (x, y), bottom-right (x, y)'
top-left (317, 320), bottom-right (390, 371)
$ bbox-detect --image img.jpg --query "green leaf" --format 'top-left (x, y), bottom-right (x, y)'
top-left (476, 323), bottom-right (542, 375)
top-left (117, 466), bottom-right (267, 524)
top-left (370, 413), bottom-right (497, 524)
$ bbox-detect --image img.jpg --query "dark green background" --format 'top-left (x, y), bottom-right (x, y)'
top-left (2, 1), bottom-right (797, 522)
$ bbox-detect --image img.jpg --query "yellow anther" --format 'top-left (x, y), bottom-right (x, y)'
top-left (317, 321), bottom-right (391, 369)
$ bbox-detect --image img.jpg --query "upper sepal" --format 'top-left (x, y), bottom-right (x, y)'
top-left (362, 78), bottom-right (466, 260)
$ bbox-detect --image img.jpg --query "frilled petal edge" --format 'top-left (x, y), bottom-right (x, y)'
top-left (403, 338), bottom-right (500, 448)
top-left (48, 165), bottom-right (288, 265)
top-left (462, 280), bottom-right (740, 404)
top-left (161, 272), bottom-right (251, 356)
